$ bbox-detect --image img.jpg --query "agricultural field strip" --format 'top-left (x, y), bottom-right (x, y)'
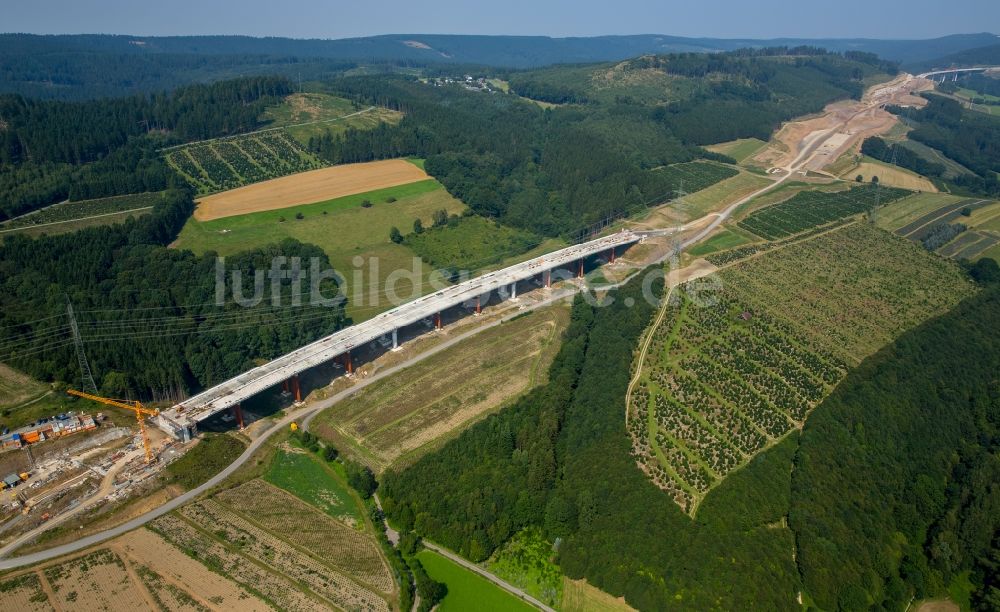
top-left (629, 224), bottom-right (973, 513)
top-left (115, 528), bottom-right (269, 611)
top-left (896, 198), bottom-right (989, 237)
top-left (125, 559), bottom-right (212, 612)
top-left (876, 193), bottom-right (966, 229)
top-left (0, 572), bottom-right (52, 610)
top-left (719, 238), bottom-right (959, 362)
top-left (361, 348), bottom-right (549, 467)
top-left (630, 293), bottom-right (706, 499)
top-left (150, 513), bottom-right (332, 612)
top-left (215, 478), bottom-right (393, 595)
top-left (356, 349), bottom-right (541, 445)
top-left (1, 192), bottom-right (164, 230)
top-left (939, 231), bottom-right (987, 257)
top-left (115, 552), bottom-right (163, 610)
top-left (190, 157), bottom-right (429, 221)
top-left (705, 217), bottom-right (855, 267)
top-left (738, 186), bottom-right (910, 240)
top-left (159, 106), bottom-right (377, 152)
top-left (974, 205), bottom-right (1000, 227)
top-left (0, 206), bottom-right (156, 234)
top-left (654, 161), bottom-right (739, 195)
top-left (178, 498), bottom-right (390, 611)
top-left (955, 234), bottom-right (1000, 260)
top-left (320, 313), bottom-right (563, 471)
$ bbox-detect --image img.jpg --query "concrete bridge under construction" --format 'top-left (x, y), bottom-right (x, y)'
top-left (917, 66), bottom-right (999, 81)
top-left (156, 230), bottom-right (644, 439)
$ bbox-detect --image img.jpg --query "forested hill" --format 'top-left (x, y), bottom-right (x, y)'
top-left (792, 281), bottom-right (1000, 610)
top-left (908, 42), bottom-right (1000, 72)
top-left (0, 188), bottom-right (346, 400)
top-left (0, 76), bottom-right (290, 165)
top-left (0, 32), bottom-right (996, 99)
top-left (864, 94), bottom-right (1000, 197)
top-left (0, 76), bottom-right (291, 220)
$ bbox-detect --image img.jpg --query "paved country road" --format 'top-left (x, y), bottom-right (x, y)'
top-left (421, 539), bottom-right (557, 612)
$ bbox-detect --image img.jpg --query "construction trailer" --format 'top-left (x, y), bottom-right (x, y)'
top-left (0, 414), bottom-right (97, 449)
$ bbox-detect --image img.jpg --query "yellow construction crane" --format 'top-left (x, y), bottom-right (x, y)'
top-left (67, 390), bottom-right (160, 463)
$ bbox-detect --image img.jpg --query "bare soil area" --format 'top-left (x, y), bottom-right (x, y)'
top-left (749, 74), bottom-right (933, 174)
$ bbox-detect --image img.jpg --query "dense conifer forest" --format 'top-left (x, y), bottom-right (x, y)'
top-left (0, 188), bottom-right (345, 399)
top-left (0, 76), bottom-right (291, 219)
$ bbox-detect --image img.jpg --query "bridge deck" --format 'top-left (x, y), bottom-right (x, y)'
top-left (158, 230), bottom-right (640, 435)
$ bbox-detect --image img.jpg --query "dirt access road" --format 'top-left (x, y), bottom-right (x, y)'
top-left (0, 446), bottom-right (145, 558)
top-left (636, 72), bottom-right (935, 251)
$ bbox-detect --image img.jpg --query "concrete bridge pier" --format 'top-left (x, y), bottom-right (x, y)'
top-left (475, 295), bottom-right (482, 315)
top-left (435, 312), bottom-right (442, 330)
top-left (230, 403), bottom-right (244, 430)
top-left (509, 282), bottom-right (517, 300)
top-left (391, 328), bottom-right (400, 350)
top-left (544, 269), bottom-right (552, 289)
top-left (577, 260), bottom-right (585, 278)
top-left (292, 374), bottom-right (302, 402)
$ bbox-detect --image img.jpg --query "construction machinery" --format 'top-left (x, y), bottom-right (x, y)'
top-left (66, 390), bottom-right (159, 463)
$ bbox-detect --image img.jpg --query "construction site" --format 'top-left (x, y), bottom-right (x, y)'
top-left (0, 391), bottom-right (191, 557)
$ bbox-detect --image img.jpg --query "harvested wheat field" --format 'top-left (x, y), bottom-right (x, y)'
top-left (194, 159), bottom-right (428, 221)
top-left (42, 549), bottom-right (150, 611)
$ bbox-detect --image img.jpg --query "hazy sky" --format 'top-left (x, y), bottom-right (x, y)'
top-left (5, 0), bottom-right (999, 40)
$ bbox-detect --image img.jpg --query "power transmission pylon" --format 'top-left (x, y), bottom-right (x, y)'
top-left (67, 301), bottom-right (98, 395)
top-left (674, 180), bottom-right (689, 207)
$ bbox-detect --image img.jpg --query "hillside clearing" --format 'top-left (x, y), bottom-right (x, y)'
top-left (705, 138), bottom-right (769, 164)
top-left (0, 192), bottom-right (165, 238)
top-left (672, 171), bottom-right (773, 221)
top-left (314, 304), bottom-right (570, 472)
top-left (264, 447), bottom-right (364, 524)
top-left (876, 192), bottom-right (965, 231)
top-left (261, 92), bottom-right (402, 144)
top-left (840, 157), bottom-right (938, 192)
top-left (173, 179), bottom-right (469, 320)
top-left (0, 362), bottom-right (49, 409)
top-left (562, 578), bottom-right (636, 612)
